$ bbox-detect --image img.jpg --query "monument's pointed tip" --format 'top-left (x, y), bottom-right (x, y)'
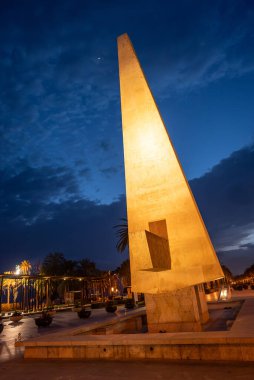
top-left (117, 33), bottom-right (132, 47)
top-left (117, 33), bottom-right (129, 40)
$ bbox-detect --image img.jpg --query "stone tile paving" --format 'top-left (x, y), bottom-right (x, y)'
top-left (203, 300), bottom-right (243, 331)
top-left (1, 289), bottom-right (254, 379)
top-left (0, 307), bottom-right (125, 362)
top-left (1, 358), bottom-right (254, 380)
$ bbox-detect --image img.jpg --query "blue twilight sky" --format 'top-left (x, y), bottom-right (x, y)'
top-left (0, 0), bottom-right (254, 274)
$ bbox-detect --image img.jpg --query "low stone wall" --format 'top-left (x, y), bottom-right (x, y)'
top-left (22, 298), bottom-right (254, 362)
top-left (82, 315), bottom-right (144, 335)
top-left (23, 334), bottom-right (254, 361)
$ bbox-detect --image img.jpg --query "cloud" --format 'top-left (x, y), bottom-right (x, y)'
top-left (190, 144), bottom-right (254, 231)
top-left (0, 195), bottom-right (128, 272)
top-left (0, 165), bottom-right (81, 225)
top-left (0, 162), bottom-right (127, 272)
top-left (151, 1), bottom-right (254, 96)
top-left (0, 0), bottom-right (121, 181)
top-left (99, 140), bottom-right (111, 152)
top-left (0, 1), bottom-right (253, 203)
top-left (217, 244), bottom-right (254, 275)
top-left (1, 144), bottom-right (253, 274)
top-left (0, 1), bottom-right (253, 274)
top-left (100, 166), bottom-right (119, 178)
top-left (190, 144), bottom-right (254, 274)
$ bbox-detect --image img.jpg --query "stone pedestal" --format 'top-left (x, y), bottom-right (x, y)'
top-left (145, 285), bottom-right (209, 333)
top-left (194, 284), bottom-right (209, 324)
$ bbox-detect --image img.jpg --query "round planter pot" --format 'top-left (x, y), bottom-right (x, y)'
top-left (125, 300), bottom-right (135, 309)
top-left (72, 307), bottom-right (82, 312)
top-left (35, 315), bottom-right (53, 327)
top-left (77, 310), bottom-right (91, 319)
top-left (47, 310), bottom-right (56, 317)
top-left (10, 315), bottom-right (23, 323)
top-left (105, 305), bottom-right (117, 313)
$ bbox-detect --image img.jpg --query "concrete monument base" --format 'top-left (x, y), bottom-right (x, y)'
top-left (145, 285), bottom-right (209, 333)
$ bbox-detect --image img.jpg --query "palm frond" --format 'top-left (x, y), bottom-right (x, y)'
top-left (114, 218), bottom-right (129, 253)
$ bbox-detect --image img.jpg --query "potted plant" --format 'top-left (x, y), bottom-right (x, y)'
top-left (77, 306), bottom-right (92, 319)
top-left (125, 298), bottom-right (135, 309)
top-left (10, 310), bottom-right (23, 323)
top-left (105, 300), bottom-right (117, 313)
top-left (35, 311), bottom-right (53, 327)
top-left (43, 306), bottom-right (56, 317)
top-left (72, 302), bottom-right (82, 312)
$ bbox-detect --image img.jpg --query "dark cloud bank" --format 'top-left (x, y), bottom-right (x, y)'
top-left (0, 144), bottom-right (253, 275)
top-left (0, 164), bottom-right (127, 271)
top-left (191, 144), bottom-right (254, 274)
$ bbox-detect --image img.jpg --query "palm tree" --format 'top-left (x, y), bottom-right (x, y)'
top-left (20, 260), bottom-right (32, 275)
top-left (19, 261), bottom-right (31, 310)
top-left (3, 278), bottom-right (15, 308)
top-left (114, 218), bottom-right (129, 253)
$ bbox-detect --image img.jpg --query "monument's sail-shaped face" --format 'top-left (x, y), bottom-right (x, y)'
top-left (117, 34), bottom-right (223, 294)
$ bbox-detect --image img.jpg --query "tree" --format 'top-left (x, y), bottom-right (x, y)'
top-left (64, 259), bottom-right (79, 276)
top-left (221, 265), bottom-right (233, 283)
top-left (20, 260), bottom-right (32, 275)
top-left (78, 259), bottom-right (101, 276)
top-left (3, 278), bottom-right (14, 306)
top-left (114, 218), bottom-right (129, 253)
top-left (244, 264), bottom-right (254, 281)
top-left (116, 259), bottom-right (131, 286)
top-left (41, 252), bottom-right (66, 276)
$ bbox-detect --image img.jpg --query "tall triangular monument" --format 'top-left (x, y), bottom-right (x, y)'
top-left (117, 34), bottom-right (223, 332)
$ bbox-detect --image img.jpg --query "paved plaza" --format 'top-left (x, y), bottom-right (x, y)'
top-left (1, 358), bottom-right (254, 380)
top-left (0, 307), bottom-right (124, 362)
top-left (1, 290), bottom-right (254, 379)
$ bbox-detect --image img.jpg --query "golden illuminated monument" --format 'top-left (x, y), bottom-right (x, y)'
top-left (117, 34), bottom-right (223, 332)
